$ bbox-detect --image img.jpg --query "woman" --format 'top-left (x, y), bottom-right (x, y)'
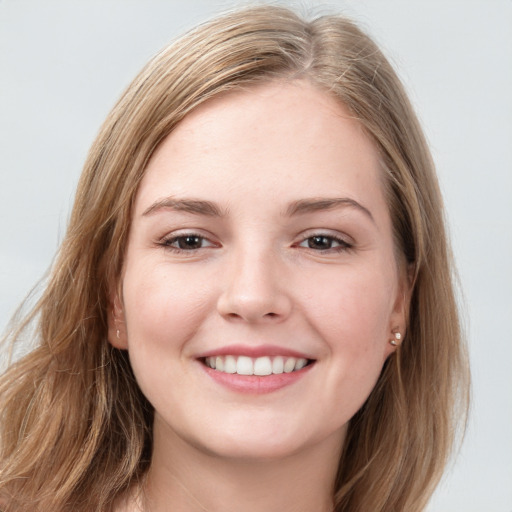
top-left (0, 5), bottom-right (469, 511)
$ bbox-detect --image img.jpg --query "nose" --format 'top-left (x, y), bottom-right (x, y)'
top-left (216, 248), bottom-right (292, 323)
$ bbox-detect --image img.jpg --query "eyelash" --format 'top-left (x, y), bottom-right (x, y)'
top-left (159, 233), bottom-right (216, 253)
top-left (159, 232), bottom-right (353, 254)
top-left (296, 234), bottom-right (353, 252)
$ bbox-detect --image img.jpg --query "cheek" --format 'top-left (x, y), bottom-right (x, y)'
top-left (306, 268), bottom-right (395, 347)
top-left (122, 261), bottom-right (213, 356)
top-left (120, 262), bottom-right (216, 410)
top-left (303, 268), bottom-right (395, 409)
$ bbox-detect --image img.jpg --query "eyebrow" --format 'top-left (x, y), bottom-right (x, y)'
top-left (142, 198), bottom-right (226, 217)
top-left (142, 196), bottom-right (374, 223)
top-left (285, 197), bottom-right (375, 223)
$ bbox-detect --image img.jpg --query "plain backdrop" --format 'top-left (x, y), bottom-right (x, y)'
top-left (1, 1), bottom-right (511, 510)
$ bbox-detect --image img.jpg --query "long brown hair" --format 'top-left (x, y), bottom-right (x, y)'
top-left (0, 5), bottom-right (469, 511)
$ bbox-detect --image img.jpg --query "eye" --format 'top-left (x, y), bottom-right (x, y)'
top-left (160, 233), bottom-right (215, 252)
top-left (298, 234), bottom-right (352, 251)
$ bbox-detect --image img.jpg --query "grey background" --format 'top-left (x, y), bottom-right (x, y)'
top-left (1, 1), bottom-right (511, 510)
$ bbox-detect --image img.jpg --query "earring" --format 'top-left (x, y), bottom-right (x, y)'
top-left (113, 307), bottom-right (121, 339)
top-left (390, 332), bottom-right (402, 346)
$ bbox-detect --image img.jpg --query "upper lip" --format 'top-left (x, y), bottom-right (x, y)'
top-left (196, 344), bottom-right (315, 360)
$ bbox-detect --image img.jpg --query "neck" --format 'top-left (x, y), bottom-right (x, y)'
top-left (137, 419), bottom-right (344, 512)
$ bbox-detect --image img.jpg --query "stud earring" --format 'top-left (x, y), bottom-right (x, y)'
top-left (390, 332), bottom-right (402, 346)
top-left (116, 329), bottom-right (120, 339)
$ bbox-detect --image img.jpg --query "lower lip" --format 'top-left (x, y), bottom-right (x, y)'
top-left (200, 362), bottom-right (314, 394)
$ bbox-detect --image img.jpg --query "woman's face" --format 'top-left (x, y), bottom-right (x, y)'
top-left (111, 81), bottom-right (407, 460)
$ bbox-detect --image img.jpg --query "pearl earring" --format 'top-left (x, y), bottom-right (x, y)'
top-left (390, 332), bottom-right (402, 346)
top-left (113, 307), bottom-right (121, 340)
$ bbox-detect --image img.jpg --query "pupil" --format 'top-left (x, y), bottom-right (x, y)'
top-left (179, 236), bottom-right (201, 249)
top-left (309, 236), bottom-right (331, 249)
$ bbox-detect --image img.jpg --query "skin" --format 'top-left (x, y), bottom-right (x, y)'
top-left (109, 80), bottom-right (408, 512)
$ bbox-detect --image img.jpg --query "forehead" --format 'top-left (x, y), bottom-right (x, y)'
top-left (135, 80), bottom-right (386, 218)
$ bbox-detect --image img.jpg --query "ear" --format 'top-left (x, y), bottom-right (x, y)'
top-left (385, 266), bottom-right (413, 356)
top-left (107, 292), bottom-right (128, 350)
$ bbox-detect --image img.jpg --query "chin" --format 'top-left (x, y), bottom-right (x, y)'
top-left (189, 419), bottom-right (345, 462)
top-left (201, 436), bottom-right (308, 461)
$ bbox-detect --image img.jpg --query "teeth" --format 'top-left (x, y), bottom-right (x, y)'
top-left (224, 355), bottom-right (236, 374)
top-left (272, 356), bottom-right (284, 374)
top-left (204, 355), bottom-right (309, 376)
top-left (295, 358), bottom-right (307, 370)
top-left (283, 357), bottom-right (296, 373)
top-left (254, 356), bottom-right (272, 376)
top-left (237, 356), bottom-right (253, 375)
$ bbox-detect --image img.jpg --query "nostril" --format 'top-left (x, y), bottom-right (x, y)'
top-left (217, 288), bottom-right (292, 323)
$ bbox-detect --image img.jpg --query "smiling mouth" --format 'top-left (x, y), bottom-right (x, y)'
top-left (201, 355), bottom-right (314, 376)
